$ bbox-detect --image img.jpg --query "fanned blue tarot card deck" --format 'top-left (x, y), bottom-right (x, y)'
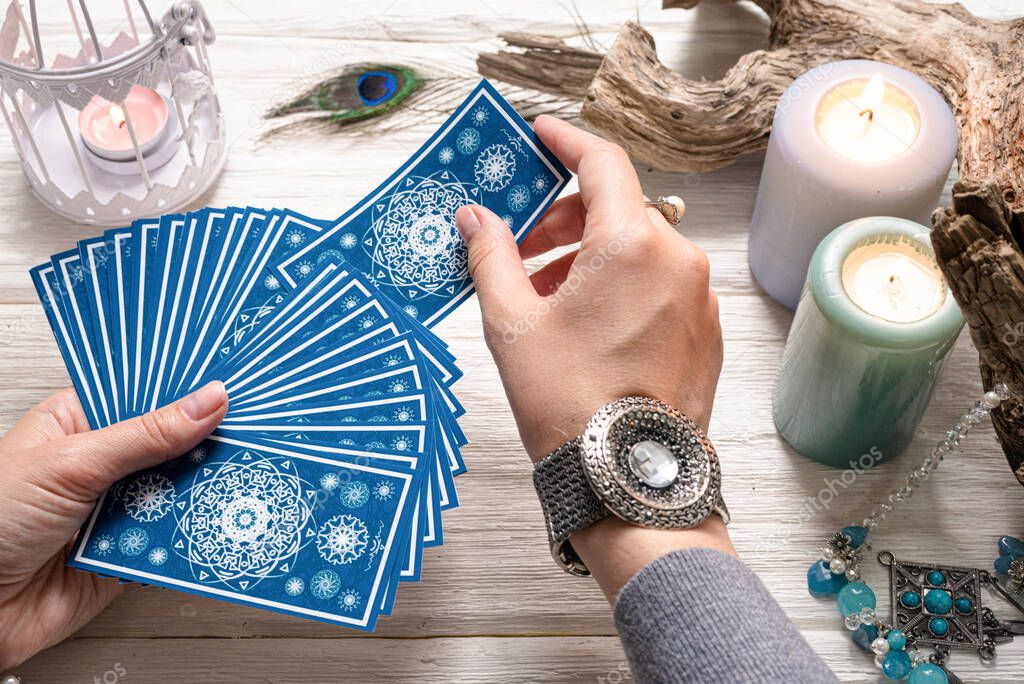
top-left (31, 81), bottom-right (569, 630)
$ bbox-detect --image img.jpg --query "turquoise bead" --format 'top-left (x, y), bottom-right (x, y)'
top-left (954, 596), bottom-right (973, 614)
top-left (900, 590), bottom-right (921, 608)
top-left (807, 559), bottom-right (848, 597)
top-left (882, 650), bottom-right (912, 680)
top-left (995, 553), bottom-right (1016, 575)
top-left (842, 525), bottom-right (868, 549)
top-left (908, 663), bottom-right (948, 684)
top-left (998, 535), bottom-right (1024, 558)
top-left (837, 582), bottom-right (876, 616)
top-left (927, 570), bottom-right (946, 586)
top-left (852, 624), bottom-right (878, 653)
top-left (887, 629), bottom-right (907, 650)
top-left (929, 617), bottom-right (949, 636)
top-left (924, 589), bottom-right (952, 615)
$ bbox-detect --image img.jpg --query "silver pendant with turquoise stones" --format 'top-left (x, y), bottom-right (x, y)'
top-left (880, 551), bottom-right (1024, 670)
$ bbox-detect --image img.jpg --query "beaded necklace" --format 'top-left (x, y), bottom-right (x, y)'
top-left (808, 383), bottom-right (1023, 683)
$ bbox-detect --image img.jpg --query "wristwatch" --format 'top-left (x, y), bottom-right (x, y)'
top-left (532, 396), bottom-right (729, 576)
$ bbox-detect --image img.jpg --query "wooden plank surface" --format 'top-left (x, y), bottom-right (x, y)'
top-left (5, 1), bottom-right (1024, 681)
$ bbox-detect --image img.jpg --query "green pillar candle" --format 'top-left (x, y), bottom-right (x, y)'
top-left (773, 217), bottom-right (964, 468)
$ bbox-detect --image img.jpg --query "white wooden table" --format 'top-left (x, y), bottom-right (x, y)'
top-left (7, 1), bottom-right (1024, 681)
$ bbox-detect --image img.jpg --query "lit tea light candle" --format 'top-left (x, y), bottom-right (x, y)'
top-left (749, 60), bottom-right (957, 310)
top-left (773, 217), bottom-right (964, 468)
top-left (79, 85), bottom-right (171, 162)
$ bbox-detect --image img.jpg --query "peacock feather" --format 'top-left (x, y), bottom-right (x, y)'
top-left (262, 63), bottom-right (580, 139)
top-left (268, 64), bottom-right (422, 127)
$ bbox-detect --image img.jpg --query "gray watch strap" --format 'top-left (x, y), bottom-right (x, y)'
top-left (532, 438), bottom-right (608, 576)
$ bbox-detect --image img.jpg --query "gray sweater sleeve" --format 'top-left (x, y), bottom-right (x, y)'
top-left (613, 548), bottom-right (839, 683)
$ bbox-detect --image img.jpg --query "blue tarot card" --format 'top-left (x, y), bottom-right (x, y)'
top-left (273, 80), bottom-right (570, 326)
top-left (66, 435), bottom-right (422, 630)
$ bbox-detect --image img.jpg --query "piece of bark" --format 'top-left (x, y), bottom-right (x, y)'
top-left (477, 0), bottom-right (1024, 480)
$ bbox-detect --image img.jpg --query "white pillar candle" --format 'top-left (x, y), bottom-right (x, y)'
top-left (748, 60), bottom-right (958, 310)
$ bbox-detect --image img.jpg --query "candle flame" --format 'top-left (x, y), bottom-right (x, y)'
top-left (109, 105), bottom-right (126, 129)
top-left (857, 74), bottom-right (886, 123)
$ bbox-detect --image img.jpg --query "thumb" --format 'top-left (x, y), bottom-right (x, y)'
top-left (45, 381), bottom-right (228, 496)
top-left (456, 204), bottom-right (537, 316)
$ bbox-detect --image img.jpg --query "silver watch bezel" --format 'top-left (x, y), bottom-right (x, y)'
top-left (580, 397), bottom-right (722, 529)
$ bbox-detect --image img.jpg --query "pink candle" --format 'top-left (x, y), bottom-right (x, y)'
top-left (78, 85), bottom-right (170, 162)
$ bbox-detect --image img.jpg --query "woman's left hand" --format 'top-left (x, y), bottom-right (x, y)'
top-left (0, 382), bottom-right (227, 670)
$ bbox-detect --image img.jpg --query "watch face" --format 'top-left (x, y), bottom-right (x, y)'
top-left (581, 397), bottom-right (720, 528)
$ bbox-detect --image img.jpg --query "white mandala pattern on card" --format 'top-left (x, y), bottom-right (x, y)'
top-left (455, 128), bottom-right (480, 154)
top-left (284, 577), bottom-right (305, 596)
top-left (263, 274), bottom-right (281, 291)
top-left (316, 514), bottom-right (368, 565)
top-left (340, 481), bottom-right (370, 508)
top-left (470, 105), bottom-right (489, 126)
top-left (319, 472), bottom-right (341, 492)
top-left (148, 547), bottom-right (169, 566)
top-left (295, 260), bottom-right (314, 278)
top-left (123, 473), bottom-right (176, 523)
top-left (364, 170), bottom-right (477, 300)
top-left (340, 232), bottom-right (358, 249)
top-left (119, 527), bottom-right (149, 556)
top-left (474, 144), bottom-right (516, 192)
top-left (531, 173), bottom-right (550, 193)
top-left (373, 480), bottom-right (395, 502)
top-left (92, 534), bottom-right (115, 557)
top-left (310, 569), bottom-right (341, 599)
top-left (173, 450), bottom-right (315, 592)
top-left (285, 229), bottom-right (305, 247)
top-left (339, 589), bottom-right (362, 612)
top-left (501, 214), bottom-right (514, 229)
top-left (188, 446), bottom-right (206, 463)
top-left (438, 146), bottom-right (455, 164)
top-left (507, 184), bottom-right (531, 212)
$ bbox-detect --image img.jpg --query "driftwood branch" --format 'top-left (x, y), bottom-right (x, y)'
top-left (932, 181), bottom-right (1024, 483)
top-left (478, 0), bottom-right (1024, 480)
top-left (476, 33), bottom-right (602, 99)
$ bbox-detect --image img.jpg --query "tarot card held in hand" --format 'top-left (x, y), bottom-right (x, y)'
top-left (30, 81), bottom-right (569, 630)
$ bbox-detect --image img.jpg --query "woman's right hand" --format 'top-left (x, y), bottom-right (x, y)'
top-left (455, 114), bottom-right (724, 462)
top-left (454, 116), bottom-right (733, 600)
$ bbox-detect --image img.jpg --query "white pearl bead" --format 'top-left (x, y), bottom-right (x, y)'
top-left (982, 391), bottom-right (1002, 408)
top-left (2, 676), bottom-right (22, 684)
top-left (829, 557), bottom-right (847, 574)
top-left (664, 195), bottom-right (686, 219)
top-left (871, 637), bottom-right (891, 655)
top-left (822, 546), bottom-right (835, 561)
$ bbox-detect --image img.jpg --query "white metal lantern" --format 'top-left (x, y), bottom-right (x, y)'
top-left (0, 0), bottom-right (226, 224)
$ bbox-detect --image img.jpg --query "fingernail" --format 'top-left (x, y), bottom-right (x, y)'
top-left (182, 381), bottom-right (227, 420)
top-left (455, 205), bottom-right (482, 243)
